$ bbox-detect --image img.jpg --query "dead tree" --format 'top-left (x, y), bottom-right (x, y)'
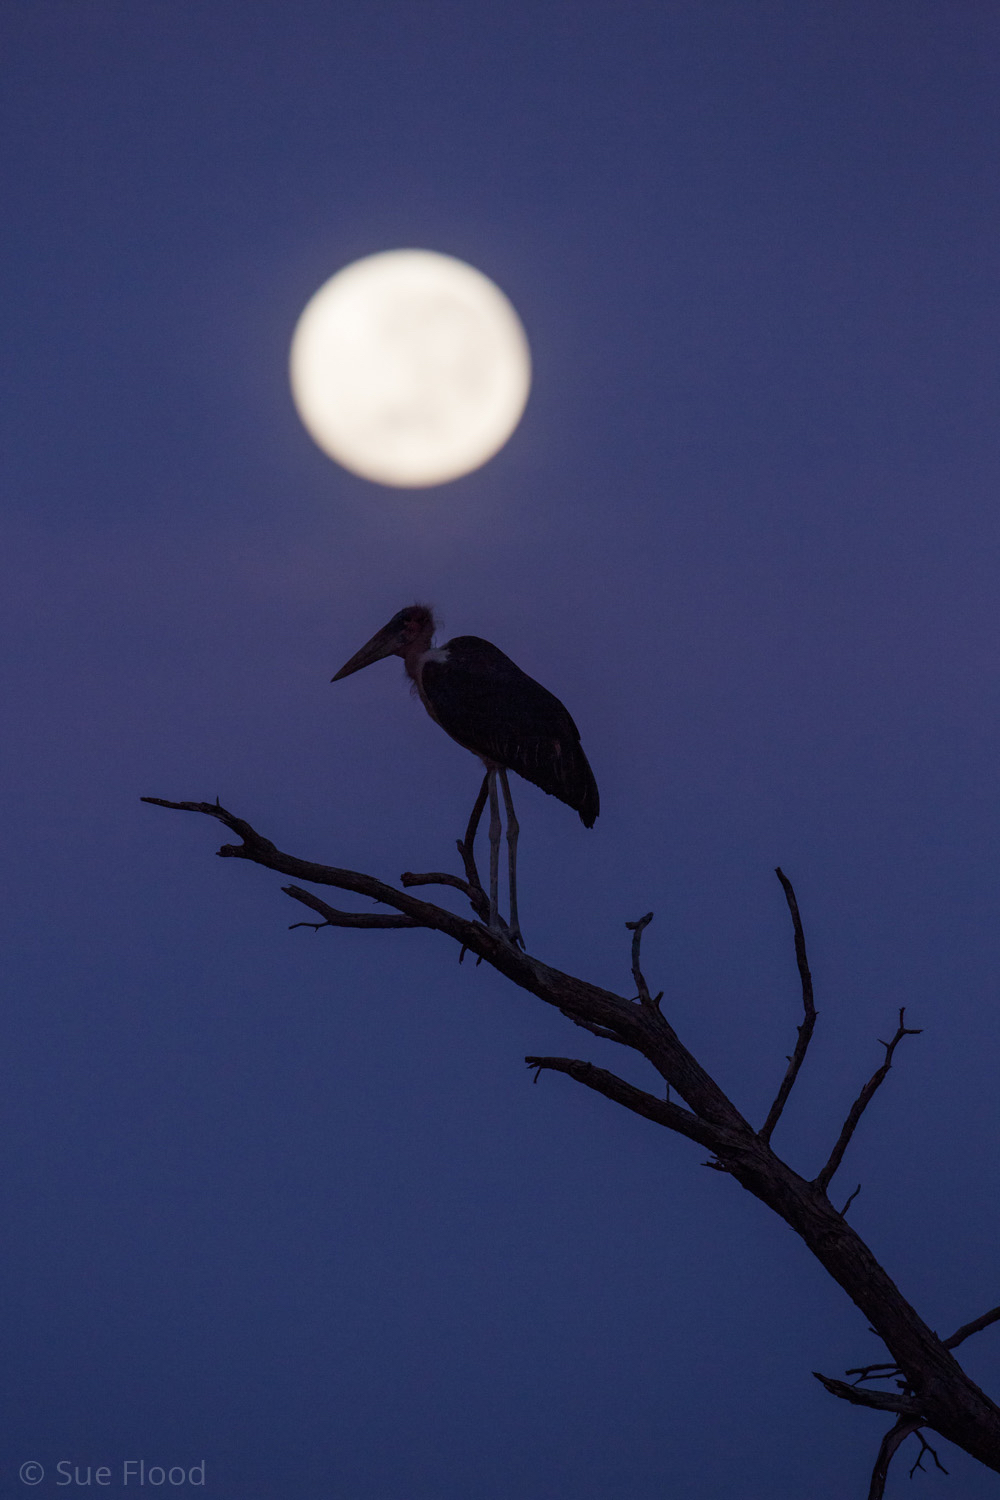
top-left (143, 795), bottom-right (1000, 1497)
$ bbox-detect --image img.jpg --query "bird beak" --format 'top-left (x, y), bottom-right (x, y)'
top-left (331, 619), bottom-right (404, 681)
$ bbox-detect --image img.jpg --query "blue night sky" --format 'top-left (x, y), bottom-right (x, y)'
top-left (3, 4), bottom-right (1000, 1497)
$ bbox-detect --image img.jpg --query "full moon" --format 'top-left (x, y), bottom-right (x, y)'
top-left (289, 249), bottom-right (532, 487)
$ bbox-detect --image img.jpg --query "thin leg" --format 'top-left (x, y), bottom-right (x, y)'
top-left (487, 767), bottom-right (501, 934)
top-left (457, 772), bottom-right (490, 899)
top-left (464, 772), bottom-right (490, 854)
top-left (498, 767), bottom-right (522, 947)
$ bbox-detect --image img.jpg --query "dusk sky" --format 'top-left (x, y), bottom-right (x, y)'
top-left (4, 4), bottom-right (1000, 1496)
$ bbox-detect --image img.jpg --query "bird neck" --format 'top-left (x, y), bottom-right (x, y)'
top-left (401, 620), bottom-right (436, 681)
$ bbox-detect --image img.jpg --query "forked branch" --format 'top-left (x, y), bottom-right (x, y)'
top-left (832, 1302), bottom-right (1000, 1497)
top-left (284, 884), bottom-right (419, 930)
top-left (142, 795), bottom-right (1000, 1483)
top-left (863, 1416), bottom-right (950, 1500)
top-left (867, 1417), bottom-right (923, 1500)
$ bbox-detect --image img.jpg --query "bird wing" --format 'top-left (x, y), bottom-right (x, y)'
top-left (421, 637), bottom-right (599, 826)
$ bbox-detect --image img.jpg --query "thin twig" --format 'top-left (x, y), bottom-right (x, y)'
top-left (625, 912), bottom-right (661, 1009)
top-left (814, 1008), bottom-right (922, 1194)
top-left (141, 796), bottom-right (277, 852)
top-left (909, 1431), bottom-right (948, 1478)
top-left (847, 1362), bottom-right (901, 1386)
top-left (283, 885), bottom-right (419, 929)
top-left (945, 1306), bottom-right (1000, 1350)
top-left (759, 868), bottom-right (817, 1143)
top-left (840, 1183), bottom-right (862, 1217)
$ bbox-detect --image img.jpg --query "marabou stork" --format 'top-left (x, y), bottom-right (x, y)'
top-left (332, 604), bottom-right (598, 944)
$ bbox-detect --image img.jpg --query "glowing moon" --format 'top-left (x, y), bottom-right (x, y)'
top-left (289, 249), bottom-right (532, 487)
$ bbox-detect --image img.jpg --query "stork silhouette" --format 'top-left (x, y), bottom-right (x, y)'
top-left (333, 604), bottom-right (598, 945)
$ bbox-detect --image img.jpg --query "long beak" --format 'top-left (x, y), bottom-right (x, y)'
top-left (331, 621), bottom-right (403, 681)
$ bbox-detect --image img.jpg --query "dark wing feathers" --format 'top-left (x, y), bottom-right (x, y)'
top-left (422, 637), bottom-right (599, 826)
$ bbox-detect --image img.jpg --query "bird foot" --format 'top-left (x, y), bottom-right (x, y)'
top-left (483, 913), bottom-right (524, 949)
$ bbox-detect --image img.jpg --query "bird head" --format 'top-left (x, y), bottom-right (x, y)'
top-left (331, 604), bottom-right (436, 681)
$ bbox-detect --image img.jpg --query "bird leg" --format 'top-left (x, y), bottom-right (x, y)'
top-left (487, 767), bottom-right (502, 936)
top-left (458, 773), bottom-right (490, 893)
top-left (462, 769), bottom-right (518, 944)
top-left (498, 767), bottom-right (523, 947)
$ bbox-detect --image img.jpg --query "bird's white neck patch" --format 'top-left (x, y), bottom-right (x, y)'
top-left (408, 646), bottom-right (449, 722)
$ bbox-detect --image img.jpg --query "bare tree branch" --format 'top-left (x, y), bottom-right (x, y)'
top-left (141, 798), bottom-right (667, 1073)
top-left (812, 1372), bottom-right (921, 1416)
top-left (142, 797), bottom-right (488, 934)
top-left (847, 1361), bottom-right (901, 1385)
top-left (399, 866), bottom-right (490, 917)
top-left (625, 912), bottom-right (662, 1010)
top-left (867, 1417), bottom-right (922, 1500)
top-left (143, 795), bottom-right (1000, 1479)
top-left (814, 1009), bottom-right (922, 1194)
top-left (283, 884), bottom-right (419, 929)
top-left (861, 1413), bottom-right (950, 1500)
top-left (143, 796), bottom-right (278, 851)
top-left (759, 868), bottom-right (817, 1143)
top-left (840, 1183), bottom-right (862, 1217)
top-left (400, 869), bottom-right (477, 897)
top-left (909, 1430), bottom-right (948, 1478)
top-left (525, 1054), bottom-right (726, 1152)
top-left (946, 1306), bottom-right (1000, 1351)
